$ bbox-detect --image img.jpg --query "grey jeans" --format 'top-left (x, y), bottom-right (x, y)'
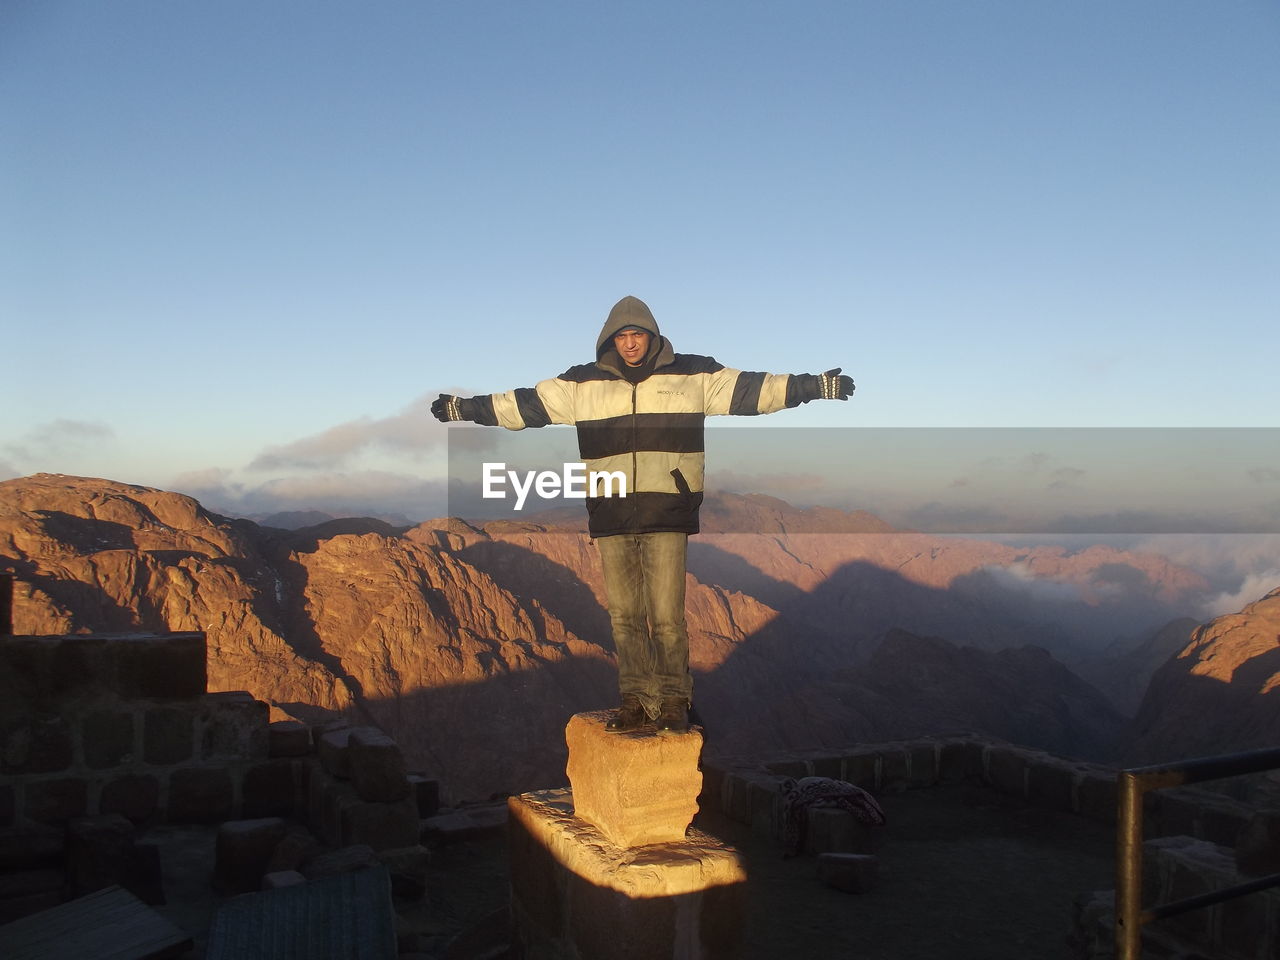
top-left (595, 531), bottom-right (691, 718)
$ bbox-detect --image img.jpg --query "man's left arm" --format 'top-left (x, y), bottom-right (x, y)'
top-left (704, 367), bottom-right (855, 416)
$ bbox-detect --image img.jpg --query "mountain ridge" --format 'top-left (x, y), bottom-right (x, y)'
top-left (4, 473), bottom-right (1273, 801)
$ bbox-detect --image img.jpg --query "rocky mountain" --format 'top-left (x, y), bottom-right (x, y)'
top-left (0, 473), bottom-right (1236, 801)
top-left (1125, 588), bottom-right (1280, 764)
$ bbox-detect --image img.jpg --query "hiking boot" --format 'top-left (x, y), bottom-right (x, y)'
top-left (655, 698), bottom-right (689, 734)
top-left (606, 696), bottom-right (648, 732)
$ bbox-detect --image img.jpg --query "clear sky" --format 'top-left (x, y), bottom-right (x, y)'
top-left (3, 1), bottom-right (1278, 526)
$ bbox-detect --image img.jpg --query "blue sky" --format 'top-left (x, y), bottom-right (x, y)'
top-left (3, 1), bottom-right (1278, 526)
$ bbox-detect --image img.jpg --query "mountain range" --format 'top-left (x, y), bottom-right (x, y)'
top-left (2, 473), bottom-right (1276, 802)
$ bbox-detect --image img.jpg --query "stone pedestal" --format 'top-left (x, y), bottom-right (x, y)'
top-left (508, 789), bottom-right (745, 960)
top-left (565, 710), bottom-right (702, 848)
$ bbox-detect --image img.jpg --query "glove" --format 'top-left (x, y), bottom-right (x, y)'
top-left (793, 368), bottom-right (855, 403)
top-left (431, 394), bottom-right (479, 422)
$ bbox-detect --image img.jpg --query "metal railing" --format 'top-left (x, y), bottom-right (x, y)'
top-left (1116, 745), bottom-right (1280, 959)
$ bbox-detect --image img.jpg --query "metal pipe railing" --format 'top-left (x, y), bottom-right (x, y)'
top-left (1115, 745), bottom-right (1280, 959)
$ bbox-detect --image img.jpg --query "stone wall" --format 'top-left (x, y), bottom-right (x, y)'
top-left (704, 737), bottom-right (1275, 960)
top-left (0, 632), bottom-right (282, 828)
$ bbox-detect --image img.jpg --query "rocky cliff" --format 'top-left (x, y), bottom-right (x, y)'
top-left (0, 473), bottom-right (1236, 800)
top-left (1125, 588), bottom-right (1280, 764)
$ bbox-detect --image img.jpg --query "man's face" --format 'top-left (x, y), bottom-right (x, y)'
top-left (614, 328), bottom-right (651, 366)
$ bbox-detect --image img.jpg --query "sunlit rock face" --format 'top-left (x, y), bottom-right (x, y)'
top-left (1125, 589), bottom-right (1280, 764)
top-left (0, 473), bottom-right (1228, 800)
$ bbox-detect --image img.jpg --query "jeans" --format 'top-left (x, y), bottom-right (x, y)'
top-left (595, 531), bottom-right (691, 718)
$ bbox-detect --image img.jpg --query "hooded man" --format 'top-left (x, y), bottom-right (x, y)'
top-left (432, 295), bottom-right (854, 734)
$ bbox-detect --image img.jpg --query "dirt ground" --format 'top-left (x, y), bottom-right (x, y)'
top-left (421, 782), bottom-right (1116, 960)
top-left (144, 781), bottom-right (1116, 959)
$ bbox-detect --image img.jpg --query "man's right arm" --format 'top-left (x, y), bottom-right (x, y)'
top-left (431, 376), bottom-right (577, 429)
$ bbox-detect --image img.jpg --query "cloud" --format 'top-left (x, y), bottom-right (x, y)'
top-left (1202, 570), bottom-right (1280, 618)
top-left (977, 561), bottom-right (1088, 604)
top-left (1249, 467), bottom-right (1280, 484)
top-left (248, 394), bottom-right (449, 471)
top-left (169, 468), bottom-right (449, 523)
top-left (1048, 467), bottom-right (1086, 490)
top-left (4, 419), bottom-right (115, 463)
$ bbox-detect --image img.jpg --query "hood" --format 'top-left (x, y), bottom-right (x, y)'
top-left (595, 295), bottom-right (674, 375)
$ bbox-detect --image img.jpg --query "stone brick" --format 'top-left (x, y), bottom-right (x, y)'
top-left (99, 774), bottom-right (160, 824)
top-left (802, 807), bottom-right (884, 856)
top-left (267, 823), bottom-right (319, 873)
top-left (420, 803), bottom-right (508, 845)
top-left (0, 823), bottom-right (64, 868)
top-left (377, 844), bottom-right (431, 902)
top-left (24, 777), bottom-right (88, 824)
top-left (1076, 769), bottom-right (1118, 823)
top-left (937, 739), bottom-right (985, 783)
top-left (508, 789), bottom-right (746, 960)
top-left (113, 632), bottom-right (206, 700)
top-left (66, 813), bottom-right (136, 897)
top-left (268, 720), bottom-right (311, 758)
top-left (340, 795), bottom-right (420, 851)
top-left (1148, 789), bottom-right (1201, 839)
top-left (843, 750), bottom-right (879, 790)
top-left (721, 773), bottom-right (752, 825)
top-left (876, 746), bottom-right (909, 794)
top-left (1218, 881), bottom-right (1278, 959)
top-left (1236, 809), bottom-right (1280, 876)
top-left (215, 817), bottom-right (288, 894)
top-left (348, 728), bottom-right (409, 802)
top-left (406, 774), bottom-right (440, 818)
top-left (200, 691), bottom-right (268, 761)
top-left (763, 759), bottom-right (809, 779)
top-left (1026, 759), bottom-right (1076, 811)
top-left (143, 706), bottom-right (194, 764)
top-left (817, 852), bottom-right (879, 893)
top-left (906, 742), bottom-right (938, 788)
top-left (263, 869), bottom-right (305, 889)
top-left (168, 767), bottom-right (234, 823)
top-left (565, 711), bottom-right (702, 849)
top-left (241, 759), bottom-right (296, 819)
top-left (302, 843), bottom-right (380, 879)
top-left (2, 715), bottom-right (74, 774)
top-left (82, 710), bottom-right (135, 769)
top-left (318, 724), bottom-right (377, 779)
top-left (985, 746), bottom-right (1030, 799)
top-left (747, 777), bottom-right (781, 840)
top-left (810, 754), bottom-right (844, 780)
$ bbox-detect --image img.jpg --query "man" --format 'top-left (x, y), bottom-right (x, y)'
top-left (431, 296), bottom-right (853, 734)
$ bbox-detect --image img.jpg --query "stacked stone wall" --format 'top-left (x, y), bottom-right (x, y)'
top-left (705, 736), bottom-right (1274, 960)
top-left (0, 632), bottom-right (287, 827)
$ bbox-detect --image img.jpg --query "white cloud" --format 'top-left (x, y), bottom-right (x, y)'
top-left (1203, 570), bottom-right (1280, 618)
top-left (4, 419), bottom-right (115, 464)
top-left (248, 394), bottom-right (449, 470)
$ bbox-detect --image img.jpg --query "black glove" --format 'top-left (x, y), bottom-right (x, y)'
top-left (431, 394), bottom-right (479, 422)
top-left (791, 368), bottom-right (855, 404)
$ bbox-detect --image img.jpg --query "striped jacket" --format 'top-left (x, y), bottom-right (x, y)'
top-left (466, 301), bottom-right (806, 537)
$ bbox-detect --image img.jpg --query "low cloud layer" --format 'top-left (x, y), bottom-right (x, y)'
top-left (171, 467), bottom-right (448, 523)
top-left (248, 395), bottom-right (449, 471)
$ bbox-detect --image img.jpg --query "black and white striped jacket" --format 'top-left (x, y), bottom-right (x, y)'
top-left (467, 339), bottom-right (799, 538)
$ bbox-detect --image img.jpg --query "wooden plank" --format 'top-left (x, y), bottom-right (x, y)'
top-left (0, 884), bottom-right (193, 960)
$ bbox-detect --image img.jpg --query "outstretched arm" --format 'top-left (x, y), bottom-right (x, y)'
top-left (704, 366), bottom-right (855, 416)
top-left (431, 376), bottom-right (577, 429)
